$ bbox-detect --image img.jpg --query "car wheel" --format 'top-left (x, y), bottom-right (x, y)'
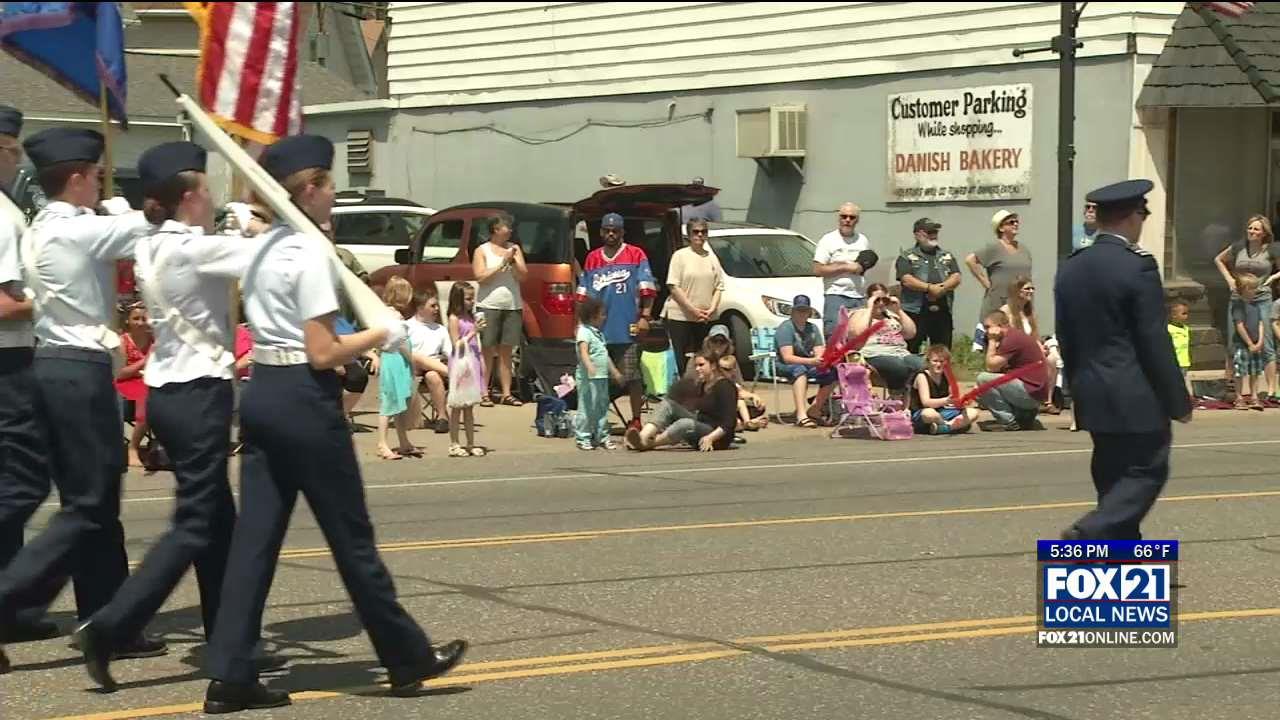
top-left (727, 315), bottom-right (756, 381)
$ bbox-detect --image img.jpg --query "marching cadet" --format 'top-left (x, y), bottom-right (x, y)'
top-left (201, 135), bottom-right (465, 714)
top-left (0, 128), bottom-right (163, 674)
top-left (74, 142), bottom-right (250, 691)
top-left (0, 105), bottom-right (60, 650)
top-left (1055, 179), bottom-right (1193, 540)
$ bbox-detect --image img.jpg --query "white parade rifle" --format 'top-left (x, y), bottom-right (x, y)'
top-left (160, 74), bottom-right (397, 339)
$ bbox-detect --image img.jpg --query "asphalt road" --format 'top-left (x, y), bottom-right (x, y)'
top-left (4, 412), bottom-right (1280, 720)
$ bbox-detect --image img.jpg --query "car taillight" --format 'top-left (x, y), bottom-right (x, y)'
top-left (543, 282), bottom-right (575, 315)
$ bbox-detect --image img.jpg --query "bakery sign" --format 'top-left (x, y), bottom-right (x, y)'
top-left (887, 84), bottom-right (1033, 203)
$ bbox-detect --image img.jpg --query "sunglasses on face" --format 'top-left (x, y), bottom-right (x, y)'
top-left (1021, 286), bottom-right (1036, 292)
top-left (840, 214), bottom-right (858, 220)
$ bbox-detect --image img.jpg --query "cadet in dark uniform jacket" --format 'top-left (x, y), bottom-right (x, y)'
top-left (1054, 179), bottom-right (1193, 540)
top-left (0, 105), bottom-right (60, 646)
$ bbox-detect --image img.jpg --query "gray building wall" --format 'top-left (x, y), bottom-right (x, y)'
top-left (313, 55), bottom-right (1139, 334)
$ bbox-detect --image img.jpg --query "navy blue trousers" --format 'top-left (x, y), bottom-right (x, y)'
top-left (92, 378), bottom-right (237, 646)
top-left (0, 348), bottom-right (55, 627)
top-left (0, 349), bottom-right (129, 623)
top-left (1075, 428), bottom-right (1172, 540)
top-left (205, 364), bottom-right (432, 684)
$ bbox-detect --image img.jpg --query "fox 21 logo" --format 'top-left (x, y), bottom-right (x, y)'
top-left (1044, 565), bottom-right (1171, 603)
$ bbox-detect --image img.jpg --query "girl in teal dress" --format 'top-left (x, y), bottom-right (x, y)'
top-left (377, 277), bottom-right (419, 460)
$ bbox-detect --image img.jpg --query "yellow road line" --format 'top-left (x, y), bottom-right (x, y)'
top-left (41, 607), bottom-right (1280, 720)
top-left (273, 489), bottom-right (1280, 560)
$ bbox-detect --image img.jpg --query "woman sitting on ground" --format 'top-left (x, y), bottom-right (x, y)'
top-left (911, 344), bottom-right (979, 435)
top-left (626, 352), bottom-right (738, 452)
top-left (848, 283), bottom-right (924, 393)
top-left (999, 275), bottom-right (1062, 413)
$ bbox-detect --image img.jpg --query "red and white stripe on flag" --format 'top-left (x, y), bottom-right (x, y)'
top-left (1202, 2), bottom-right (1255, 18)
top-left (185, 2), bottom-right (302, 144)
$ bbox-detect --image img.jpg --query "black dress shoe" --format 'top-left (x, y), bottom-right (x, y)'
top-left (0, 643), bottom-right (10, 675)
top-left (204, 680), bottom-right (292, 714)
top-left (2, 618), bottom-right (60, 643)
top-left (114, 634), bottom-right (168, 660)
top-left (387, 639), bottom-right (468, 697)
top-left (74, 621), bottom-right (117, 692)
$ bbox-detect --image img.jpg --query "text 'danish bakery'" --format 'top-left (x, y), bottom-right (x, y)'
top-left (887, 84), bottom-right (1033, 203)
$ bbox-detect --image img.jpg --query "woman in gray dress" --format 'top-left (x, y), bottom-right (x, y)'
top-left (1214, 214), bottom-right (1280, 402)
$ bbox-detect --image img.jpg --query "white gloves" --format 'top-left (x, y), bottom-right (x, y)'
top-left (378, 315), bottom-right (409, 352)
top-left (99, 196), bottom-right (133, 216)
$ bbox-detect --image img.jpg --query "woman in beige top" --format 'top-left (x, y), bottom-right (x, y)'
top-left (663, 218), bottom-right (725, 375)
top-left (472, 213), bottom-right (527, 406)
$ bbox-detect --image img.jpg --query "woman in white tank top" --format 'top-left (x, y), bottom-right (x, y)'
top-left (471, 213), bottom-right (527, 405)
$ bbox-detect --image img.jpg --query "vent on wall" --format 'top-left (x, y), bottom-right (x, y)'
top-left (347, 129), bottom-right (373, 175)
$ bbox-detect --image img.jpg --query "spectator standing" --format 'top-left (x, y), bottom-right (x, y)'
top-left (115, 301), bottom-right (152, 468)
top-left (813, 202), bottom-right (874, 338)
top-left (574, 297), bottom-right (624, 451)
top-left (849, 283), bottom-right (925, 392)
top-left (1213, 214), bottom-right (1280, 404)
top-left (447, 283), bottom-right (487, 457)
top-left (976, 310), bottom-right (1049, 431)
top-left (896, 218), bottom-right (961, 353)
top-left (774, 294), bottom-right (837, 427)
top-left (375, 278), bottom-right (419, 460)
top-left (1231, 274), bottom-right (1268, 410)
top-left (966, 210), bottom-right (1032, 324)
top-left (911, 345), bottom-right (979, 434)
top-left (472, 213), bottom-right (526, 407)
top-left (664, 218), bottom-right (725, 374)
top-left (999, 276), bottom-right (1062, 413)
top-left (1168, 300), bottom-right (1194, 399)
top-left (576, 212), bottom-right (657, 430)
top-left (1072, 201), bottom-right (1099, 251)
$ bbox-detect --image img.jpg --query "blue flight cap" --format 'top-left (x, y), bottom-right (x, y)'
top-left (260, 134), bottom-right (334, 181)
top-left (138, 141), bottom-right (207, 193)
top-left (1085, 179), bottom-right (1154, 213)
top-left (601, 212), bottom-right (624, 229)
top-left (23, 128), bottom-right (104, 169)
top-left (0, 106), bottom-right (22, 138)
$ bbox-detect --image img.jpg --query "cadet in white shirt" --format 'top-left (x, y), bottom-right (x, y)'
top-left (0, 106), bottom-right (60, 651)
top-left (200, 135), bottom-right (466, 714)
top-left (75, 142), bottom-right (263, 691)
top-left (0, 128), bottom-right (164, 674)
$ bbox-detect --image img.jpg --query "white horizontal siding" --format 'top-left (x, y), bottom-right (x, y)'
top-left (387, 1), bottom-right (1184, 107)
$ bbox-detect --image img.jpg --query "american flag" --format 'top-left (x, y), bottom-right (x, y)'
top-left (183, 2), bottom-right (302, 144)
top-left (1201, 2), bottom-right (1255, 18)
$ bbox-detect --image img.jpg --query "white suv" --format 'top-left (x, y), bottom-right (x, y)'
top-left (697, 224), bottom-right (824, 376)
top-left (331, 193), bottom-right (435, 275)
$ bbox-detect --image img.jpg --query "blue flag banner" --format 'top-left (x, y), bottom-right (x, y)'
top-left (0, 2), bottom-right (128, 126)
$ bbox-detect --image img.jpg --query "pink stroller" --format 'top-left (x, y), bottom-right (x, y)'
top-left (831, 361), bottom-right (914, 440)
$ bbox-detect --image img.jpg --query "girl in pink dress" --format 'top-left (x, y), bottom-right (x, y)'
top-left (114, 302), bottom-right (153, 467)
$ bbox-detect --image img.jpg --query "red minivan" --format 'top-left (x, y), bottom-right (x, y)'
top-left (369, 183), bottom-right (716, 393)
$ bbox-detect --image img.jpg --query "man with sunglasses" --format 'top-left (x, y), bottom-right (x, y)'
top-left (1055, 179), bottom-right (1192, 541)
top-left (814, 202), bottom-right (876, 338)
top-left (1072, 201), bottom-right (1099, 251)
top-left (896, 217), bottom-right (961, 354)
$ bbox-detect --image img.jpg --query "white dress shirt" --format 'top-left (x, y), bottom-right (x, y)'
top-left (24, 201), bottom-right (152, 352)
top-left (136, 220), bottom-right (264, 387)
top-left (0, 187), bottom-right (31, 349)
top-left (242, 223), bottom-right (340, 352)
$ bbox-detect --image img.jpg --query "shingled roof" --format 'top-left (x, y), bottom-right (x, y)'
top-left (1139, 4), bottom-right (1280, 108)
top-left (0, 52), bottom-right (371, 122)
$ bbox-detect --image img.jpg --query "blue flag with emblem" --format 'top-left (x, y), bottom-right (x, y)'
top-left (0, 2), bottom-right (128, 126)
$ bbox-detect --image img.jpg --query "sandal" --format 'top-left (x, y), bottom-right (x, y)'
top-left (448, 444), bottom-right (469, 458)
top-left (377, 447), bottom-right (403, 461)
top-left (797, 417), bottom-right (818, 429)
top-left (499, 395), bottom-right (524, 407)
top-left (469, 446), bottom-right (487, 457)
top-left (397, 446), bottom-right (424, 458)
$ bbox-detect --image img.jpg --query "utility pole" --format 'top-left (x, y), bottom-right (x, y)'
top-left (1015, 2), bottom-right (1086, 260)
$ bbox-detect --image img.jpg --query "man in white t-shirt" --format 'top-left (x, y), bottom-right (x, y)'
top-left (812, 202), bottom-right (874, 337)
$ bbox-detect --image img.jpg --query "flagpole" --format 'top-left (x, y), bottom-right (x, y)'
top-left (99, 81), bottom-right (114, 197)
